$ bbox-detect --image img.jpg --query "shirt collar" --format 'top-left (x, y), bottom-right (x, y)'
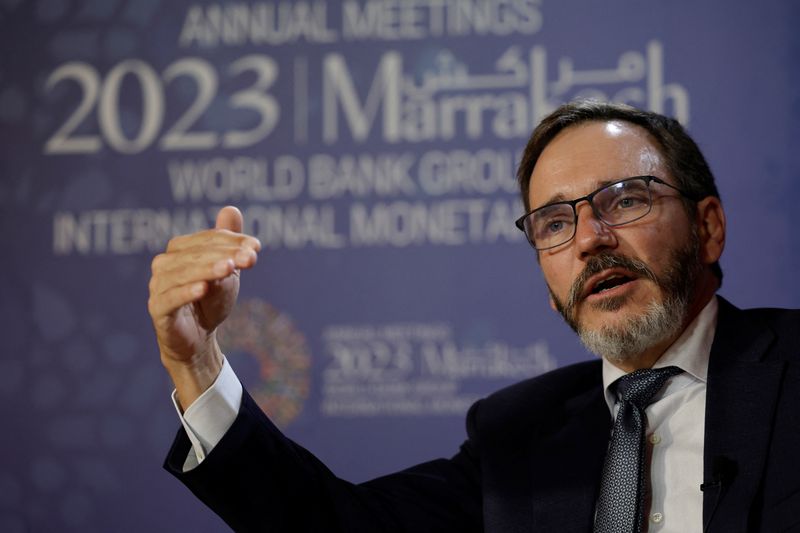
top-left (602, 296), bottom-right (718, 412)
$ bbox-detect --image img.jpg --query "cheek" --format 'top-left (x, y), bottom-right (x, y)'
top-left (616, 226), bottom-right (688, 282)
top-left (639, 202), bottom-right (693, 247)
top-left (619, 211), bottom-right (688, 257)
top-left (540, 255), bottom-right (576, 296)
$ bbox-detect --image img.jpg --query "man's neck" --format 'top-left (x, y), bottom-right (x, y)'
top-left (609, 276), bottom-right (719, 372)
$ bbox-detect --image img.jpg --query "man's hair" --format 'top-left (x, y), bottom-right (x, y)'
top-left (516, 100), bottom-right (723, 282)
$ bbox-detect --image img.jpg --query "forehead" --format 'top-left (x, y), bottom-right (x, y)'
top-left (528, 120), bottom-right (667, 208)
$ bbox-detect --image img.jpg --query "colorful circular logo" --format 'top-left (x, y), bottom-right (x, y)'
top-left (216, 298), bottom-right (311, 428)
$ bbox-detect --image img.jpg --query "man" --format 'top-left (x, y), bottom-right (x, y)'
top-left (149, 101), bottom-right (800, 532)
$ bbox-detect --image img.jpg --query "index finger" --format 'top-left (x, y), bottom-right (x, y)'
top-left (165, 228), bottom-right (261, 253)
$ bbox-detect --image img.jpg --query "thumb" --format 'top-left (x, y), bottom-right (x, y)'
top-left (215, 205), bottom-right (243, 233)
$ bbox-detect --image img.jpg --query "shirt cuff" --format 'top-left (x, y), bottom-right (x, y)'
top-left (170, 355), bottom-right (243, 470)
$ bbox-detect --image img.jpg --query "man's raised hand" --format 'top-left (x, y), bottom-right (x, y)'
top-left (148, 206), bottom-right (261, 409)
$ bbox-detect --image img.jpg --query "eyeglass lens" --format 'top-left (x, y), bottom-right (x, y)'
top-left (526, 178), bottom-right (653, 249)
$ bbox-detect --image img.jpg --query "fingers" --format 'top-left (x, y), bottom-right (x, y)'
top-left (148, 206), bottom-right (259, 323)
top-left (166, 228), bottom-right (261, 254)
top-left (151, 244), bottom-right (254, 288)
top-left (216, 205), bottom-right (243, 233)
top-left (147, 280), bottom-right (207, 321)
top-left (150, 244), bottom-right (256, 294)
top-left (165, 205), bottom-right (258, 253)
top-left (155, 244), bottom-right (254, 274)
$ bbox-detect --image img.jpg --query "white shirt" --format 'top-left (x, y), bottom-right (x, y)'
top-left (601, 297), bottom-right (717, 532)
top-left (174, 298), bottom-right (719, 531)
top-left (171, 357), bottom-right (242, 471)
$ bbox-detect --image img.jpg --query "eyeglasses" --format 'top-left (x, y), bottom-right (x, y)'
top-left (515, 175), bottom-right (697, 250)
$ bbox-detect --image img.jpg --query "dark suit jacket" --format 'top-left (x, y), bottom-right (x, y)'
top-left (165, 298), bottom-right (800, 532)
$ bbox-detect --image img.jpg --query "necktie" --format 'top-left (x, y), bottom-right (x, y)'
top-left (594, 366), bottom-right (682, 533)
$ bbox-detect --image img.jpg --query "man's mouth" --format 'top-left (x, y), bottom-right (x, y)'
top-left (584, 271), bottom-right (638, 299)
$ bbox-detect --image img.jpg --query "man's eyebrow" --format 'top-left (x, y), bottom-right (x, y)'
top-left (534, 179), bottom-right (620, 210)
top-left (535, 192), bottom-right (567, 210)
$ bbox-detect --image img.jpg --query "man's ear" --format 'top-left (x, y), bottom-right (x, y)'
top-left (695, 196), bottom-right (726, 265)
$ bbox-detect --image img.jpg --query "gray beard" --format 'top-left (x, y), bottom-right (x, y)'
top-left (550, 233), bottom-right (701, 364)
top-left (577, 291), bottom-right (689, 365)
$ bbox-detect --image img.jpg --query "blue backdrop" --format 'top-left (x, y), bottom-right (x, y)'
top-left (1, 0), bottom-right (799, 531)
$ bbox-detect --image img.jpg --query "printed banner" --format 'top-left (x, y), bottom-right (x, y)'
top-left (1, 1), bottom-right (798, 531)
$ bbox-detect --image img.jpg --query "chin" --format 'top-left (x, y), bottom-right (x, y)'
top-left (576, 295), bottom-right (689, 362)
top-left (578, 293), bottom-right (650, 328)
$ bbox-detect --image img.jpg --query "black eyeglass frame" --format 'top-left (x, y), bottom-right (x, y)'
top-left (514, 175), bottom-right (700, 251)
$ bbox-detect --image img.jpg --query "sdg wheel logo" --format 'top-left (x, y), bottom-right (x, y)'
top-left (217, 299), bottom-right (311, 427)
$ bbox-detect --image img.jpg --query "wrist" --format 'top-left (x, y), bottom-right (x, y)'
top-left (162, 336), bottom-right (223, 411)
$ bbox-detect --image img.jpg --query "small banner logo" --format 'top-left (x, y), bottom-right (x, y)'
top-left (217, 298), bottom-right (311, 427)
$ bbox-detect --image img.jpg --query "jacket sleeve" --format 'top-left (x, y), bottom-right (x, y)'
top-left (164, 389), bottom-right (483, 533)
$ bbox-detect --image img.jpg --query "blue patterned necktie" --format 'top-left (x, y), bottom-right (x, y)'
top-left (593, 366), bottom-right (683, 533)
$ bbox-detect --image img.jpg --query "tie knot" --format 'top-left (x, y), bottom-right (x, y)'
top-left (614, 366), bottom-right (682, 408)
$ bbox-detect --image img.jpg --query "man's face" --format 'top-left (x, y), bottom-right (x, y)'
top-left (529, 121), bottom-right (702, 367)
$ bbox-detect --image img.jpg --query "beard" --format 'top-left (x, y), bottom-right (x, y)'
top-left (549, 231), bottom-right (702, 365)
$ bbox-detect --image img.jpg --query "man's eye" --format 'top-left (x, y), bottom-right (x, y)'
top-left (615, 195), bottom-right (646, 209)
top-left (542, 218), bottom-right (570, 234)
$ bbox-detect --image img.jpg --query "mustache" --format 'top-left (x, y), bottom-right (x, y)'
top-left (565, 252), bottom-right (658, 310)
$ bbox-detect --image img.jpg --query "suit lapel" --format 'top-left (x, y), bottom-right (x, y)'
top-left (528, 385), bottom-right (610, 532)
top-left (702, 298), bottom-right (785, 532)
top-left (482, 377), bottom-right (610, 533)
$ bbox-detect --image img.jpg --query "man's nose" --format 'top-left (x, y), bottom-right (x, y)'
top-left (573, 203), bottom-right (617, 257)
